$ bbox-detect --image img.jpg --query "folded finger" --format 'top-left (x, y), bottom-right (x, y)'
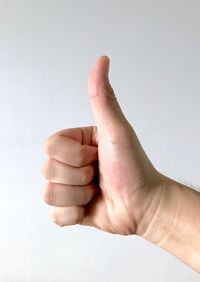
top-left (45, 133), bottom-right (98, 167)
top-left (42, 158), bottom-right (96, 185)
top-left (49, 206), bottom-right (85, 227)
top-left (43, 182), bottom-right (97, 207)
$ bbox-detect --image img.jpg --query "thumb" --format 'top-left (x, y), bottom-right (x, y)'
top-left (88, 55), bottom-right (131, 140)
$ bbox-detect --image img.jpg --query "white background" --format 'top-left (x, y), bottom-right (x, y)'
top-left (0, 1), bottom-right (200, 281)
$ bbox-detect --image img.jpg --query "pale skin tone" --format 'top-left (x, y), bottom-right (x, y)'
top-left (42, 56), bottom-right (200, 272)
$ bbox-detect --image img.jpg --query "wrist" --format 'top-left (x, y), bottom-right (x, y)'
top-left (135, 172), bottom-right (170, 238)
top-left (137, 172), bottom-right (200, 272)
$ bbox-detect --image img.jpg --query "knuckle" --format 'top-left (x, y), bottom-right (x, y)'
top-left (49, 209), bottom-right (64, 227)
top-left (44, 136), bottom-right (56, 157)
top-left (102, 83), bottom-right (117, 102)
top-left (108, 85), bottom-right (116, 99)
top-left (42, 182), bottom-right (52, 205)
top-left (42, 158), bottom-right (54, 180)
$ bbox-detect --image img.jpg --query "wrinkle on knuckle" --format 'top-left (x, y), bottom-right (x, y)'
top-left (101, 83), bottom-right (116, 101)
top-left (108, 85), bottom-right (117, 101)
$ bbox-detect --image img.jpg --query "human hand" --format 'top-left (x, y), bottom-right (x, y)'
top-left (42, 56), bottom-right (163, 235)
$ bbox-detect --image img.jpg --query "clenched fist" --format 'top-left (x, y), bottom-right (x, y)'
top-left (42, 56), bottom-right (163, 235)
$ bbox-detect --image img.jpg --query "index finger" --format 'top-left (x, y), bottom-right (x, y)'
top-left (44, 126), bottom-right (98, 167)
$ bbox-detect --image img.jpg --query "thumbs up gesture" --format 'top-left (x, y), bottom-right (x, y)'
top-left (42, 56), bottom-right (163, 235)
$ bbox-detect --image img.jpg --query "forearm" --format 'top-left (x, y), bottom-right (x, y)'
top-left (138, 174), bottom-right (200, 272)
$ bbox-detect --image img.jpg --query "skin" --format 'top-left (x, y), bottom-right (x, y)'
top-left (42, 56), bottom-right (200, 272)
